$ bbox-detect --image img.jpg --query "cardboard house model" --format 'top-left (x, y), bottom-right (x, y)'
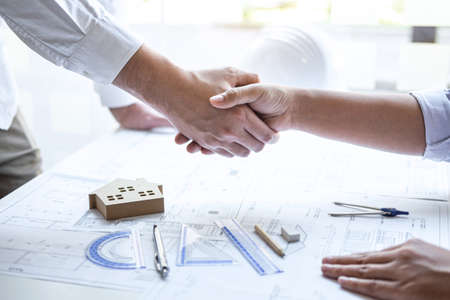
top-left (89, 178), bottom-right (164, 220)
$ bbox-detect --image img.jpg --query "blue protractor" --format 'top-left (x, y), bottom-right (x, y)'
top-left (86, 231), bottom-right (137, 269)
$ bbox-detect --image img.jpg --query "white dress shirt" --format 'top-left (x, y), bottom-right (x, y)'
top-left (411, 89), bottom-right (450, 162)
top-left (94, 0), bottom-right (137, 109)
top-left (0, 0), bottom-right (142, 130)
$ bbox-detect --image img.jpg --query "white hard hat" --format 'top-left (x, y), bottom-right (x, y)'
top-left (240, 26), bottom-right (342, 89)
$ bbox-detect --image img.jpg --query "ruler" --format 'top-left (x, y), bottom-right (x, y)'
top-left (216, 218), bottom-right (283, 276)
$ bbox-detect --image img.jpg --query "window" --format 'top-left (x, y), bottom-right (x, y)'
top-left (125, 0), bottom-right (450, 26)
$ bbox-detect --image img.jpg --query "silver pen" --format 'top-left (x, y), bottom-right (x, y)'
top-left (152, 224), bottom-right (169, 278)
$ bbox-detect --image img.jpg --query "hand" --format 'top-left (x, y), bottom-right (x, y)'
top-left (166, 68), bottom-right (278, 157)
top-left (321, 239), bottom-right (450, 300)
top-left (210, 84), bottom-right (296, 132)
top-left (109, 102), bottom-right (171, 130)
top-left (175, 83), bottom-right (289, 155)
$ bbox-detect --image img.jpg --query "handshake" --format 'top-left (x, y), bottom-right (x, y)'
top-left (114, 45), bottom-right (424, 159)
top-left (112, 46), bottom-right (299, 158)
top-left (171, 67), bottom-right (294, 158)
top-left (114, 46), bottom-right (297, 158)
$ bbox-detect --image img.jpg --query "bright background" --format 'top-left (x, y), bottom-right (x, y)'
top-left (2, 0), bottom-right (450, 169)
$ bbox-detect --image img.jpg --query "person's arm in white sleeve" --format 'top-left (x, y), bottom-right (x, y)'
top-left (2, 0), bottom-right (169, 130)
top-left (94, 0), bottom-right (137, 109)
top-left (410, 89), bottom-right (450, 162)
top-left (0, 0), bottom-right (279, 157)
top-left (0, 0), bottom-right (142, 84)
top-left (92, 0), bottom-right (170, 130)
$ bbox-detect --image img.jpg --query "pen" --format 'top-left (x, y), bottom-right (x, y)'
top-left (254, 224), bottom-right (285, 257)
top-left (153, 224), bottom-right (169, 278)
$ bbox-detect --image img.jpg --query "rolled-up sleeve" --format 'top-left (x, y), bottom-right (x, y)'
top-left (0, 0), bottom-right (143, 84)
top-left (410, 89), bottom-right (450, 162)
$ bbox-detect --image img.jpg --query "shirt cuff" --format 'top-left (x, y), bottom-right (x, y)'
top-left (64, 16), bottom-right (143, 84)
top-left (410, 89), bottom-right (450, 162)
top-left (94, 83), bottom-right (137, 108)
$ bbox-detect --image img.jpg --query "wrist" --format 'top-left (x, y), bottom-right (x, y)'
top-left (288, 88), bottom-right (313, 131)
top-left (142, 66), bottom-right (192, 116)
top-left (113, 45), bottom-right (189, 115)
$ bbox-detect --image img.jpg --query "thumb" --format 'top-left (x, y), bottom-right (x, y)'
top-left (210, 85), bottom-right (263, 109)
top-left (234, 69), bottom-right (260, 87)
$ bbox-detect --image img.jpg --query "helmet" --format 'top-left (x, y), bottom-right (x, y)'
top-left (240, 26), bottom-right (342, 89)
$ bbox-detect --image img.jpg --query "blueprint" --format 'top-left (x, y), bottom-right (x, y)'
top-left (0, 130), bottom-right (449, 299)
top-left (1, 180), bottom-right (447, 298)
top-left (0, 173), bottom-right (105, 230)
top-left (141, 192), bottom-right (449, 300)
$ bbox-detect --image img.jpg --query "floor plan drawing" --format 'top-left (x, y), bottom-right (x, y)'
top-left (0, 130), bottom-right (448, 299)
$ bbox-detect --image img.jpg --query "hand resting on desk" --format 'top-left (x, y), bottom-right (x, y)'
top-left (322, 239), bottom-right (450, 300)
top-left (109, 102), bottom-right (171, 130)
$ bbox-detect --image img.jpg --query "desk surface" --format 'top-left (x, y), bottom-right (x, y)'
top-left (0, 130), bottom-right (449, 300)
top-left (0, 275), bottom-right (137, 300)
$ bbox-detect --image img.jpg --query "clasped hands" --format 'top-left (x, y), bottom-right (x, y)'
top-left (112, 64), bottom-right (289, 158)
top-left (172, 67), bottom-right (296, 157)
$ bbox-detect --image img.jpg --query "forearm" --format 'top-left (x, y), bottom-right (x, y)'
top-left (113, 45), bottom-right (191, 115)
top-left (291, 89), bottom-right (426, 155)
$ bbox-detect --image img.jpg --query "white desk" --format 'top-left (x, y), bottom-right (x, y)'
top-left (1, 129), bottom-right (449, 300)
top-left (0, 276), bottom-right (137, 300)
